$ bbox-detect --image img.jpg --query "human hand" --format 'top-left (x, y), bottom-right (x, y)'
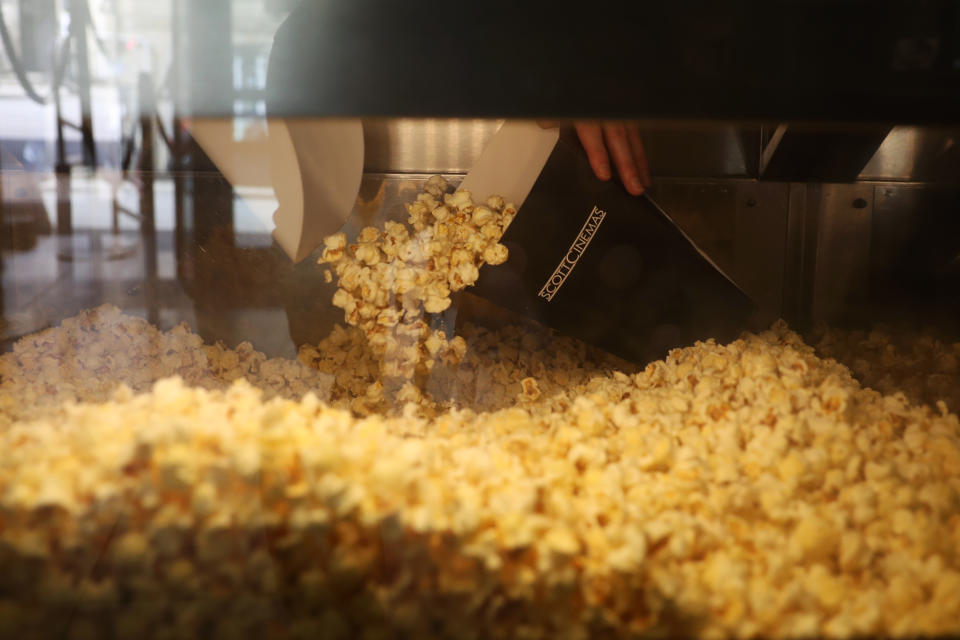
top-left (539, 121), bottom-right (651, 195)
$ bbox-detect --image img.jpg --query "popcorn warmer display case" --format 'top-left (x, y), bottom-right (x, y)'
top-left (1, 1), bottom-right (960, 638)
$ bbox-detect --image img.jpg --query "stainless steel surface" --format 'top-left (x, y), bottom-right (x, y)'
top-left (759, 124), bottom-right (892, 182)
top-left (362, 119), bottom-right (503, 174)
top-left (861, 126), bottom-right (960, 182)
top-left (759, 124), bottom-right (788, 177)
top-left (783, 182), bottom-right (816, 328)
top-left (358, 120), bottom-right (960, 183)
top-left (734, 182), bottom-right (789, 317)
top-left (646, 178), bottom-right (959, 330)
top-left (636, 124), bottom-right (755, 178)
top-left (362, 121), bottom-right (755, 180)
top-left (810, 183), bottom-right (874, 323)
top-left (792, 181), bottom-right (960, 328)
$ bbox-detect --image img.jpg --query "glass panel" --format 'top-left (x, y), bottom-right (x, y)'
top-left (0, 2), bottom-right (959, 638)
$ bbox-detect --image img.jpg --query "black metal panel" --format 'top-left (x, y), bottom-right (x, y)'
top-left (241, 0), bottom-right (960, 122)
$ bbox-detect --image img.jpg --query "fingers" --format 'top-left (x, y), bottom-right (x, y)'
top-left (602, 123), bottom-right (645, 195)
top-left (575, 123), bottom-right (612, 181)
top-left (625, 122), bottom-right (651, 188)
top-left (575, 121), bottom-right (650, 195)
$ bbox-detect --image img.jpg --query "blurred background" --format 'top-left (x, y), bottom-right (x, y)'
top-left (0, 0), bottom-right (319, 357)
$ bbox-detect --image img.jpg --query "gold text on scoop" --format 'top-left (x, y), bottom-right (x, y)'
top-left (538, 205), bottom-right (607, 302)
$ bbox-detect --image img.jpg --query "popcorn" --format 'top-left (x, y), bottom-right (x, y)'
top-left (519, 377), bottom-right (541, 401)
top-left (1, 305), bottom-right (959, 638)
top-left (485, 195), bottom-right (506, 211)
top-left (471, 206), bottom-right (496, 227)
top-left (423, 295), bottom-right (452, 314)
top-left (318, 177), bottom-right (516, 390)
top-left (813, 324), bottom-right (960, 414)
top-left (0, 306), bottom-right (333, 429)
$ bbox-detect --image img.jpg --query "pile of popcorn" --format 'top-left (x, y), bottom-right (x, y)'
top-left (813, 324), bottom-right (960, 415)
top-left (0, 305), bottom-right (332, 430)
top-left (1, 304), bottom-right (959, 639)
top-left (319, 175), bottom-right (513, 381)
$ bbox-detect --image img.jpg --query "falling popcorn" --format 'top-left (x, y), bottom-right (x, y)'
top-left (319, 175), bottom-right (514, 383)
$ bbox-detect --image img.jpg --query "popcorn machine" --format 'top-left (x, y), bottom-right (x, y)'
top-left (1, 1), bottom-right (959, 638)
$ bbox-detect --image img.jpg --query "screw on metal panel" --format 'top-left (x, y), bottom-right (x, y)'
top-left (746, 197), bottom-right (757, 207)
top-left (852, 198), bottom-right (868, 209)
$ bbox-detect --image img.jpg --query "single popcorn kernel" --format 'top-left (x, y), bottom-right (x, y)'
top-left (483, 243), bottom-right (509, 266)
top-left (324, 232), bottom-right (346, 250)
top-left (424, 296), bottom-right (452, 314)
top-left (471, 206), bottom-right (495, 226)
top-left (520, 377), bottom-right (541, 401)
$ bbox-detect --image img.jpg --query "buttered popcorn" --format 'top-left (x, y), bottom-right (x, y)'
top-left (319, 175), bottom-right (514, 381)
top-left (813, 324), bottom-right (960, 414)
top-left (1, 308), bottom-right (960, 639)
top-left (0, 305), bottom-right (332, 429)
